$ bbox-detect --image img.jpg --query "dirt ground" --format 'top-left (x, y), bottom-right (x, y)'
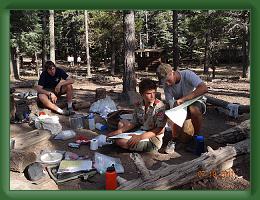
top-left (10, 63), bottom-right (250, 190)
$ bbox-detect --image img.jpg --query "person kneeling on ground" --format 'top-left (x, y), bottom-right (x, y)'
top-left (35, 60), bottom-right (75, 116)
top-left (157, 63), bottom-right (208, 154)
top-left (107, 79), bottom-right (167, 152)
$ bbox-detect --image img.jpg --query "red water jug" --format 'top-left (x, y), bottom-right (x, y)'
top-left (105, 164), bottom-right (117, 190)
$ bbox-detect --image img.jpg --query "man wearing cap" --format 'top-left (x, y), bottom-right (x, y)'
top-left (157, 64), bottom-right (208, 154)
top-left (107, 79), bottom-right (167, 152)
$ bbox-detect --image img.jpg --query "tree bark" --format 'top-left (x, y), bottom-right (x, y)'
top-left (172, 10), bottom-right (180, 71)
top-left (111, 32), bottom-right (116, 75)
top-left (10, 46), bottom-right (20, 80)
top-left (242, 11), bottom-right (249, 78)
top-left (205, 95), bottom-right (250, 114)
top-left (84, 10), bottom-right (91, 77)
top-left (41, 10), bottom-right (48, 68)
top-left (204, 31), bottom-right (210, 74)
top-left (209, 120), bottom-right (250, 144)
top-left (49, 10), bottom-right (55, 63)
top-left (117, 139), bottom-right (249, 190)
top-left (123, 10), bottom-right (137, 94)
top-left (10, 50), bottom-right (15, 80)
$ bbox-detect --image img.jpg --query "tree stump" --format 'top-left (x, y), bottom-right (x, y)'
top-left (10, 150), bottom-right (37, 172)
top-left (95, 88), bottom-right (106, 100)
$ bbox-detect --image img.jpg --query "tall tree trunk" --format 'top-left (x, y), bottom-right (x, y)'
top-left (111, 37), bottom-right (116, 75)
top-left (49, 10), bottom-right (55, 63)
top-left (41, 11), bottom-right (48, 68)
top-left (172, 10), bottom-right (180, 71)
top-left (10, 46), bottom-right (20, 80)
top-left (84, 10), bottom-right (91, 77)
top-left (204, 31), bottom-right (210, 74)
top-left (10, 51), bottom-right (15, 80)
top-left (242, 11), bottom-right (249, 78)
top-left (145, 11), bottom-right (148, 46)
top-left (123, 10), bottom-right (136, 94)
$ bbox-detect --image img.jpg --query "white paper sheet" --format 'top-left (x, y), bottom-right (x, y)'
top-left (108, 130), bottom-right (149, 142)
top-left (165, 106), bottom-right (187, 127)
top-left (165, 96), bottom-right (203, 127)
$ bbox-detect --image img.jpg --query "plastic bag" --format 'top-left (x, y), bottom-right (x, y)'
top-left (94, 152), bottom-right (124, 174)
top-left (89, 96), bottom-right (117, 118)
top-left (34, 114), bottom-right (62, 135)
top-left (54, 130), bottom-right (76, 140)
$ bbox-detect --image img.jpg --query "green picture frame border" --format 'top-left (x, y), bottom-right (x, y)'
top-left (1, 0), bottom-right (258, 199)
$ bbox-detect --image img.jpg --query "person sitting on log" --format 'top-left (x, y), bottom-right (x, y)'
top-left (157, 64), bottom-right (208, 154)
top-left (35, 60), bottom-right (75, 116)
top-left (107, 79), bottom-right (167, 152)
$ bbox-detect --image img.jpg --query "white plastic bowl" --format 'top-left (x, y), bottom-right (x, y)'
top-left (40, 152), bottom-right (63, 164)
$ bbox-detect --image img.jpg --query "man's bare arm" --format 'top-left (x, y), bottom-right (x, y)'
top-left (179, 82), bottom-right (208, 103)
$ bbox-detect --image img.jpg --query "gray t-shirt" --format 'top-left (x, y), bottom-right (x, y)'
top-left (164, 70), bottom-right (203, 102)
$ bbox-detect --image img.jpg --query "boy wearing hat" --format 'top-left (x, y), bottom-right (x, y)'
top-left (157, 64), bottom-right (208, 153)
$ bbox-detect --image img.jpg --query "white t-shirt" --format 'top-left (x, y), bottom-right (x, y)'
top-left (164, 70), bottom-right (203, 102)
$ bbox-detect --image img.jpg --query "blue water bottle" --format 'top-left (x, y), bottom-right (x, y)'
top-left (195, 135), bottom-right (205, 156)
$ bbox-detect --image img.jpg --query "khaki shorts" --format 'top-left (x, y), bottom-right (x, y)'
top-left (129, 135), bottom-right (163, 152)
top-left (188, 100), bottom-right (206, 115)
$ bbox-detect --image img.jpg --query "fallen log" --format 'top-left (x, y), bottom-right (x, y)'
top-left (10, 150), bottom-right (37, 172)
top-left (205, 95), bottom-right (250, 114)
top-left (117, 139), bottom-right (249, 190)
top-left (209, 120), bottom-right (250, 144)
top-left (14, 129), bottom-right (51, 150)
top-left (73, 101), bottom-right (91, 110)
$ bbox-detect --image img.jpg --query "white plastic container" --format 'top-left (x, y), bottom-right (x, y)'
top-left (88, 113), bottom-right (95, 130)
top-left (90, 139), bottom-right (98, 150)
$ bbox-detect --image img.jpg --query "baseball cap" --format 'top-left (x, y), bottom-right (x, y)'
top-left (157, 63), bottom-right (173, 83)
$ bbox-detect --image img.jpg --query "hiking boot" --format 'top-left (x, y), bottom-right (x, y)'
top-left (165, 140), bottom-right (176, 154)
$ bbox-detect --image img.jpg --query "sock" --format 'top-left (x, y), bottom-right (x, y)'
top-left (57, 107), bottom-right (64, 114)
top-left (67, 102), bottom-right (73, 109)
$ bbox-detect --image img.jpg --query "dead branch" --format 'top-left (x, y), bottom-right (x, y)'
top-left (117, 139), bottom-right (249, 190)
